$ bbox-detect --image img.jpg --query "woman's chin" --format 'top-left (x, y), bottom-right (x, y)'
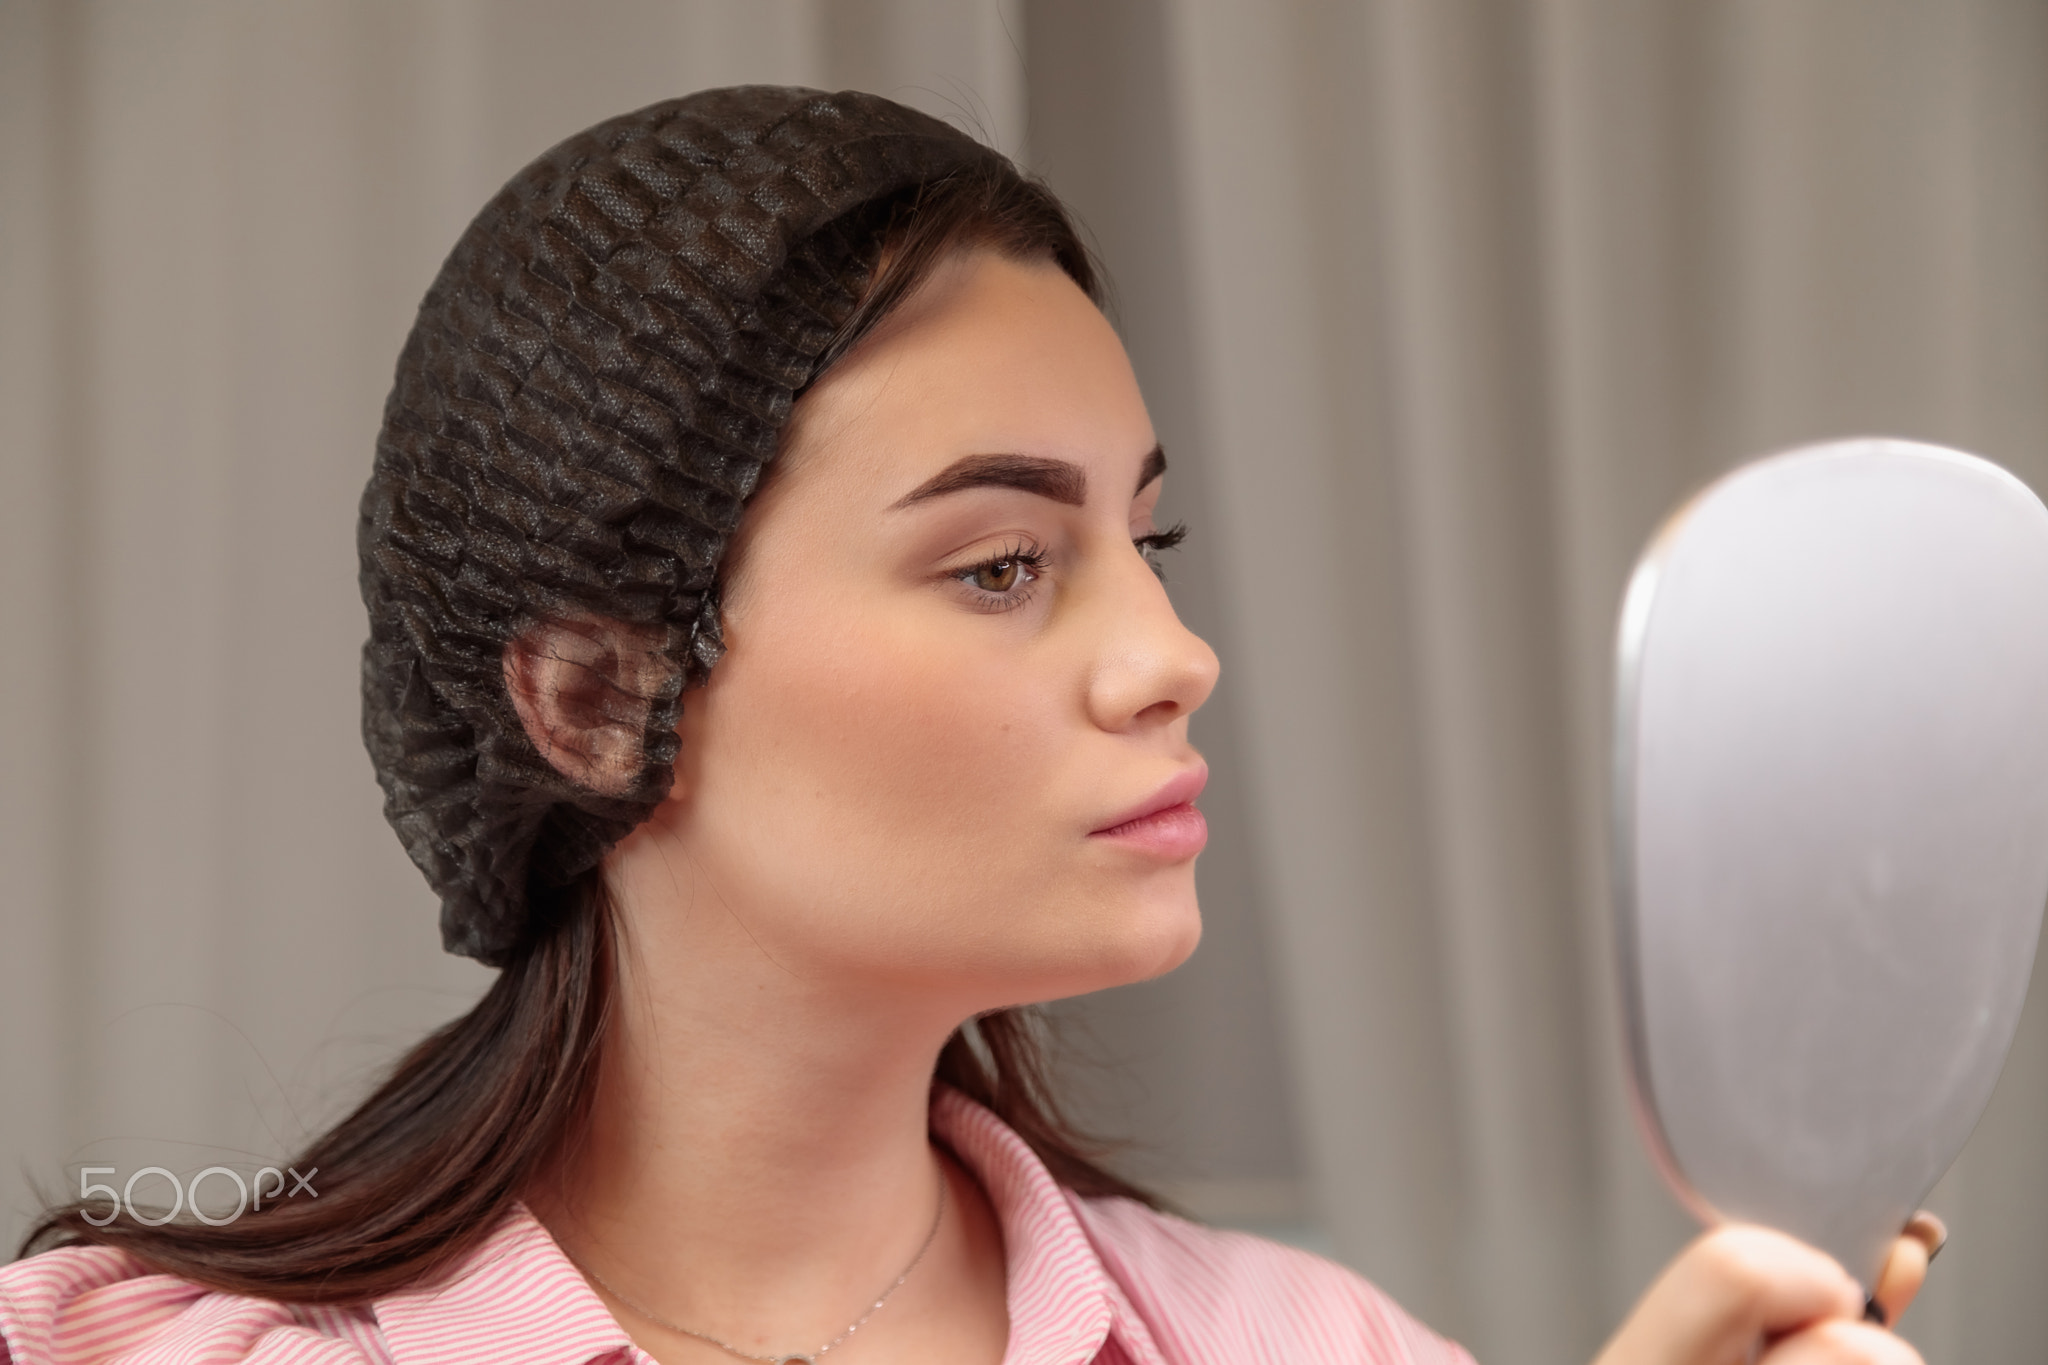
top-left (1038, 891), bottom-right (1204, 1000)
top-left (837, 877), bottom-right (1204, 1010)
top-left (1130, 898), bottom-right (1203, 982)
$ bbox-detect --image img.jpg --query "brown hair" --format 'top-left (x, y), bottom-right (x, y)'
top-left (21, 161), bottom-right (1156, 1300)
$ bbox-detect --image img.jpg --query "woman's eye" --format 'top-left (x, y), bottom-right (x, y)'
top-left (949, 544), bottom-right (1046, 610)
top-left (965, 558), bottom-right (1033, 593)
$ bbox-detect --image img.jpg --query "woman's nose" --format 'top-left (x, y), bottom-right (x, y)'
top-left (1083, 553), bottom-right (1221, 734)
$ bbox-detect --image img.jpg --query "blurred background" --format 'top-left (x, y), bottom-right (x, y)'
top-left (4, 3), bottom-right (2047, 1361)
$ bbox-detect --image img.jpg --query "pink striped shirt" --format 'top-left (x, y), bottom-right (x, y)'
top-left (1, 1089), bottom-right (1473, 1364)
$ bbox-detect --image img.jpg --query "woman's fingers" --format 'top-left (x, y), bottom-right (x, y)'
top-left (1594, 1220), bottom-right (1946, 1365)
top-left (1689, 1225), bottom-right (1867, 1341)
top-left (1870, 1211), bottom-right (1947, 1327)
top-left (1594, 1225), bottom-right (1865, 1365)
top-left (1759, 1319), bottom-right (1923, 1365)
top-left (1903, 1212), bottom-right (1947, 1263)
top-left (1869, 1238), bottom-right (1926, 1326)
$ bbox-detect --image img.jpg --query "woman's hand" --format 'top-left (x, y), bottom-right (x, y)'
top-left (1593, 1216), bottom-right (1946, 1365)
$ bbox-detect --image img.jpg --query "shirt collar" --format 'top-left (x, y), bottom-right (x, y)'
top-left (371, 1208), bottom-right (640, 1365)
top-left (370, 1089), bottom-right (1162, 1365)
top-left (931, 1087), bottom-right (1166, 1365)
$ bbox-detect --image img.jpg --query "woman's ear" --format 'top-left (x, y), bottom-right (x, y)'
top-left (502, 616), bottom-right (677, 797)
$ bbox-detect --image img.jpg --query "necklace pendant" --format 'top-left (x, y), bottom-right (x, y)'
top-left (774, 1357), bottom-right (816, 1365)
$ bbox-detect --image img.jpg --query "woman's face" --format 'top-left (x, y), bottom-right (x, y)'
top-left (630, 248), bottom-right (1217, 1017)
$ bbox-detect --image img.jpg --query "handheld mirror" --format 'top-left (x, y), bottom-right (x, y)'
top-left (1615, 437), bottom-right (2048, 1292)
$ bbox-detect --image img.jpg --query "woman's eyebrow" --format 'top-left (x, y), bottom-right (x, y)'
top-left (890, 445), bottom-right (1168, 511)
top-left (891, 454), bottom-right (1088, 509)
top-left (1135, 444), bottom-right (1166, 494)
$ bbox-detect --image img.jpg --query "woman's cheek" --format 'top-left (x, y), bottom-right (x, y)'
top-left (709, 587), bottom-right (1101, 969)
top-left (726, 618), bottom-right (1039, 871)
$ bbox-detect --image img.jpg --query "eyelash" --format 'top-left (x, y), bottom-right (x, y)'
top-left (1136, 521), bottom-right (1189, 579)
top-left (951, 522), bottom-right (1191, 611)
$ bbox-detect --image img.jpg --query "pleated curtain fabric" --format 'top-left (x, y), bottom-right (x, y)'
top-left (4, 4), bottom-right (2046, 1364)
top-left (1118, 4), bottom-right (2048, 1360)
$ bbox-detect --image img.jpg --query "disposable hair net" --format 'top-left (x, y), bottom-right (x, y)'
top-left (358, 88), bottom-right (1000, 966)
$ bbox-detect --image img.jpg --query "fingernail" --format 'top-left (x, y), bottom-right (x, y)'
top-left (1863, 1295), bottom-right (1888, 1327)
top-left (1906, 1211), bottom-right (1948, 1263)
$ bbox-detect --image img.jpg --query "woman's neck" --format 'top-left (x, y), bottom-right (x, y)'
top-left (528, 847), bottom-right (1009, 1364)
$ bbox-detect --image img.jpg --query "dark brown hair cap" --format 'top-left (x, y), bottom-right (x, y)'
top-left (358, 88), bottom-right (999, 966)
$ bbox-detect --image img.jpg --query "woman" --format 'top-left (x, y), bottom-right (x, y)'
top-left (3, 88), bottom-right (1937, 1365)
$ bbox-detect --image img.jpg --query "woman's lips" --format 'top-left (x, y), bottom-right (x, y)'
top-left (1089, 766), bottom-right (1209, 860)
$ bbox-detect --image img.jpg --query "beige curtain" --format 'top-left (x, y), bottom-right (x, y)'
top-left (5, 4), bottom-right (2046, 1363)
top-left (0, 0), bottom-right (1020, 1264)
top-left (1061, 3), bottom-right (2048, 1362)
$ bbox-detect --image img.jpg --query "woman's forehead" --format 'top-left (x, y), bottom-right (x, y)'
top-left (779, 253), bottom-right (1157, 507)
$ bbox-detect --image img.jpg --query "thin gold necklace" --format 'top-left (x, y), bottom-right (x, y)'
top-left (569, 1168), bottom-right (947, 1365)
